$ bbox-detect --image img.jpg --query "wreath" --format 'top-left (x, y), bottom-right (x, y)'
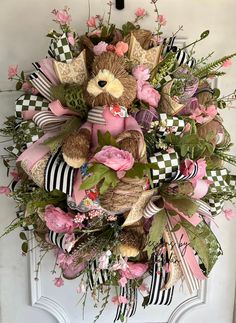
top-left (1, 3), bottom-right (236, 322)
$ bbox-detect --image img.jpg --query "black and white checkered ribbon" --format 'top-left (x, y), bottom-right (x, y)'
top-left (114, 281), bottom-right (138, 322)
top-left (15, 94), bottom-right (49, 118)
top-left (48, 33), bottom-right (73, 63)
top-left (156, 113), bottom-right (185, 138)
top-left (33, 111), bottom-right (71, 132)
top-left (48, 230), bottom-right (74, 252)
top-left (44, 149), bottom-right (75, 196)
top-left (149, 150), bottom-right (180, 186)
top-left (147, 251), bottom-right (175, 305)
top-left (206, 168), bottom-right (230, 193)
top-left (163, 37), bottom-right (196, 68)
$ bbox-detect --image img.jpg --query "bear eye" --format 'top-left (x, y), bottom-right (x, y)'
top-left (98, 80), bottom-right (107, 88)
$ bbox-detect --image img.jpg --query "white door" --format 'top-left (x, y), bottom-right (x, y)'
top-left (0, 1), bottom-right (236, 323)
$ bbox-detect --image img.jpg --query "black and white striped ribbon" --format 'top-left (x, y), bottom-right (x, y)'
top-left (114, 281), bottom-right (138, 322)
top-left (87, 259), bottom-right (110, 290)
top-left (163, 37), bottom-right (196, 68)
top-left (48, 230), bottom-right (74, 252)
top-left (143, 198), bottom-right (163, 219)
top-left (33, 111), bottom-right (71, 132)
top-left (29, 70), bottom-right (53, 102)
top-left (16, 210), bottom-right (34, 231)
top-left (44, 149), bottom-right (75, 196)
top-left (87, 106), bottom-right (106, 125)
top-left (172, 161), bottom-right (199, 182)
top-left (147, 251), bottom-right (174, 306)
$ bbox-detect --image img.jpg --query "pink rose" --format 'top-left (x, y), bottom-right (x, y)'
top-left (93, 41), bottom-right (108, 56)
top-left (223, 208), bottom-right (235, 221)
top-left (132, 65), bottom-right (150, 81)
top-left (190, 104), bottom-right (217, 124)
top-left (54, 277), bottom-right (64, 287)
top-left (87, 16), bottom-right (97, 28)
top-left (93, 146), bottom-right (134, 172)
top-left (180, 159), bottom-right (195, 177)
top-left (121, 262), bottom-right (148, 279)
top-left (222, 59), bottom-right (232, 68)
top-left (112, 295), bottom-right (128, 305)
top-left (52, 8), bottom-right (71, 25)
top-left (8, 65), bottom-right (18, 79)
top-left (137, 80), bottom-right (161, 107)
top-left (44, 205), bottom-right (76, 233)
top-left (135, 8), bottom-right (146, 17)
top-left (115, 41), bottom-right (128, 57)
top-left (157, 14), bottom-right (167, 26)
top-left (0, 186), bottom-right (11, 195)
top-left (67, 33), bottom-right (75, 46)
top-left (191, 179), bottom-right (212, 199)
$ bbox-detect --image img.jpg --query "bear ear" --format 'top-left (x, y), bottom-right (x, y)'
top-left (128, 33), bottom-right (162, 71)
top-left (53, 50), bottom-right (88, 85)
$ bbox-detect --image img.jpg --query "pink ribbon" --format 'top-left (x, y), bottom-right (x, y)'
top-left (49, 100), bottom-right (80, 117)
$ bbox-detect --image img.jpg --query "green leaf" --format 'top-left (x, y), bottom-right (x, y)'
top-left (99, 170), bottom-right (119, 194)
top-left (19, 232), bottom-right (27, 240)
top-left (125, 162), bottom-right (158, 179)
top-left (200, 30), bottom-right (210, 39)
top-left (97, 131), bottom-right (118, 148)
top-left (181, 220), bottom-right (222, 274)
top-left (16, 81), bottom-right (22, 91)
top-left (122, 21), bottom-right (137, 36)
top-left (21, 242), bottom-right (28, 253)
top-left (20, 71), bottom-right (25, 82)
top-left (144, 210), bottom-right (167, 259)
top-left (165, 196), bottom-right (199, 216)
top-left (171, 223), bottom-right (181, 232)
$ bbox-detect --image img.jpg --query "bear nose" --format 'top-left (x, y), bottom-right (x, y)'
top-left (98, 80), bottom-right (107, 88)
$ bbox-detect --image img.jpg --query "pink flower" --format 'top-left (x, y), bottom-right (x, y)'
top-left (8, 65), bottom-right (18, 79)
top-left (54, 277), bottom-right (64, 287)
top-left (22, 81), bottom-right (39, 95)
top-left (93, 146), bottom-right (134, 172)
top-left (183, 123), bottom-right (191, 133)
top-left (10, 169), bottom-right (20, 181)
top-left (222, 59), bottom-right (233, 68)
top-left (121, 262), bottom-right (148, 279)
top-left (44, 205), bottom-right (76, 233)
top-left (132, 65), bottom-right (150, 81)
top-left (118, 276), bottom-right (128, 287)
top-left (139, 283), bottom-right (149, 293)
top-left (107, 44), bottom-right (116, 52)
top-left (57, 251), bottom-right (73, 269)
top-left (115, 41), bottom-right (128, 57)
top-left (223, 208), bottom-right (235, 221)
top-left (157, 14), bottom-right (167, 26)
top-left (135, 8), bottom-right (146, 17)
top-left (137, 80), bottom-right (161, 107)
top-left (195, 159), bottom-right (207, 180)
top-left (0, 186), bottom-right (11, 195)
top-left (87, 16), bottom-right (97, 28)
top-left (52, 8), bottom-right (71, 25)
top-left (180, 159), bottom-right (195, 177)
top-left (191, 179), bottom-right (213, 199)
top-left (93, 41), bottom-right (108, 56)
top-left (87, 29), bottom-right (101, 37)
top-left (98, 250), bottom-right (112, 270)
top-left (112, 296), bottom-right (128, 305)
top-left (67, 33), bottom-right (75, 46)
top-left (151, 35), bottom-right (164, 46)
top-left (31, 87), bottom-right (39, 95)
top-left (190, 104), bottom-right (217, 124)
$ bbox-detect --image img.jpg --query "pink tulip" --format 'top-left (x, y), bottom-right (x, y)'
top-left (157, 14), bottom-right (167, 26)
top-left (135, 8), bottom-right (146, 17)
top-left (8, 65), bottom-right (18, 79)
top-left (67, 33), bottom-right (75, 46)
top-left (87, 16), bottom-right (97, 28)
top-left (52, 8), bottom-right (71, 25)
top-left (192, 179), bottom-right (212, 199)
